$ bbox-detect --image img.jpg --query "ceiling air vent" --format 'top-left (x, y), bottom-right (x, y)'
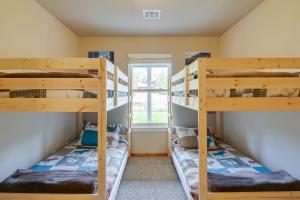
top-left (143, 10), bottom-right (161, 20)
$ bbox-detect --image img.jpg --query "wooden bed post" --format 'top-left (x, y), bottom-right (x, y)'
top-left (98, 58), bottom-right (107, 200)
top-left (215, 112), bottom-right (222, 139)
top-left (198, 58), bottom-right (208, 200)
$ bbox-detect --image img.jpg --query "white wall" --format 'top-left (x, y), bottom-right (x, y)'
top-left (223, 111), bottom-right (300, 179)
top-left (0, 0), bottom-right (79, 57)
top-left (0, 0), bottom-right (79, 181)
top-left (172, 104), bottom-right (216, 132)
top-left (219, 0), bottom-right (300, 179)
top-left (79, 36), bottom-right (219, 74)
top-left (0, 113), bottom-right (77, 181)
top-left (220, 0), bottom-right (300, 57)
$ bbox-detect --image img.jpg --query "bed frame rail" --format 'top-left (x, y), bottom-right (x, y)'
top-left (204, 58), bottom-right (300, 69)
top-left (0, 58), bottom-right (100, 70)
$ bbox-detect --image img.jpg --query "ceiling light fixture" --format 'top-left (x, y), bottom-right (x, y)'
top-left (143, 10), bottom-right (161, 20)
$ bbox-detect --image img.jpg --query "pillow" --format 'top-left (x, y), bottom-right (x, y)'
top-left (81, 122), bottom-right (121, 147)
top-left (107, 124), bottom-right (121, 133)
top-left (107, 124), bottom-right (121, 148)
top-left (207, 136), bottom-right (217, 150)
top-left (193, 127), bottom-right (217, 150)
top-left (193, 127), bottom-right (213, 137)
top-left (175, 126), bottom-right (217, 150)
top-left (84, 122), bottom-right (98, 131)
top-left (81, 130), bottom-right (98, 146)
top-left (175, 126), bottom-right (198, 149)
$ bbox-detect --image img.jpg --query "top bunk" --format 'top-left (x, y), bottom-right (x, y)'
top-left (171, 58), bottom-right (300, 111)
top-left (0, 58), bottom-right (129, 112)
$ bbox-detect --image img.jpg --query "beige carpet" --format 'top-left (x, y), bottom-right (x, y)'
top-left (115, 157), bottom-right (188, 200)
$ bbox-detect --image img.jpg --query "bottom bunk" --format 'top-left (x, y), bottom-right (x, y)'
top-left (0, 137), bottom-right (128, 200)
top-left (170, 128), bottom-right (300, 200)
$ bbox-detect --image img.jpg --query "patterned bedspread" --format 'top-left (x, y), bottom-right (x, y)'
top-left (172, 139), bottom-right (271, 193)
top-left (30, 140), bottom-right (128, 198)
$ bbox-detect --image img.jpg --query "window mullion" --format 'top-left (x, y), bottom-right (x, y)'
top-left (147, 67), bottom-right (152, 123)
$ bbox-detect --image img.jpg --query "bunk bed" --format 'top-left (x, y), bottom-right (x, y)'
top-left (170, 58), bottom-right (300, 200)
top-left (0, 58), bottom-right (130, 200)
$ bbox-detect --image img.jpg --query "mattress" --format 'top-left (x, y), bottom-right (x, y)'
top-left (206, 88), bottom-right (300, 98)
top-left (172, 139), bottom-right (300, 198)
top-left (0, 139), bottom-right (128, 198)
top-left (0, 72), bottom-right (97, 98)
top-left (0, 89), bottom-right (98, 98)
top-left (188, 72), bottom-right (300, 98)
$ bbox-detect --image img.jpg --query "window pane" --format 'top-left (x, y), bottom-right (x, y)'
top-left (151, 67), bottom-right (168, 89)
top-left (151, 91), bottom-right (168, 123)
top-left (132, 67), bottom-right (147, 90)
top-left (132, 92), bottom-right (147, 123)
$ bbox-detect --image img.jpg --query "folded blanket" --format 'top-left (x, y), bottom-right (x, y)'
top-left (0, 170), bottom-right (97, 194)
top-left (191, 171), bottom-right (300, 200)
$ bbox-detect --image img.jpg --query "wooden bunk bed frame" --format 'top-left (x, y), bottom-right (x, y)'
top-left (0, 58), bottom-right (129, 200)
top-left (170, 58), bottom-right (300, 200)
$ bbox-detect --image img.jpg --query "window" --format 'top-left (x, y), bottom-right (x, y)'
top-left (131, 63), bottom-right (169, 127)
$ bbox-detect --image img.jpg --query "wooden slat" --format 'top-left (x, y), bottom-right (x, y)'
top-left (98, 59), bottom-right (107, 200)
top-left (0, 78), bottom-right (97, 89)
top-left (0, 58), bottom-right (100, 70)
top-left (0, 193), bottom-right (97, 200)
top-left (201, 58), bottom-right (300, 69)
top-left (207, 97), bottom-right (300, 111)
top-left (207, 77), bottom-right (300, 89)
top-left (0, 98), bottom-right (97, 112)
top-left (198, 59), bottom-right (208, 200)
top-left (292, 192), bottom-right (300, 197)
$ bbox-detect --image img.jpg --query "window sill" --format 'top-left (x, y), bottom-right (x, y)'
top-left (131, 126), bottom-right (168, 133)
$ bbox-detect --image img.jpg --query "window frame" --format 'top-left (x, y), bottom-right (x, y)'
top-left (130, 63), bottom-right (170, 128)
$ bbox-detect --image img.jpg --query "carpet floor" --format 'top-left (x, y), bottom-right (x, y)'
top-left (115, 157), bottom-right (188, 200)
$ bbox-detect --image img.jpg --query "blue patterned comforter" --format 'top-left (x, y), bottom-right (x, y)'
top-left (172, 139), bottom-right (271, 192)
top-left (30, 140), bottom-right (128, 197)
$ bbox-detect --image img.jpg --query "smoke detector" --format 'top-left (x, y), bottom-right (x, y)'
top-left (143, 10), bottom-right (161, 20)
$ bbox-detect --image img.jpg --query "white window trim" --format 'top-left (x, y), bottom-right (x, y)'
top-left (129, 60), bottom-right (171, 129)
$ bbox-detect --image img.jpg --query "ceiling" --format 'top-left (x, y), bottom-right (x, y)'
top-left (37, 0), bottom-right (263, 36)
